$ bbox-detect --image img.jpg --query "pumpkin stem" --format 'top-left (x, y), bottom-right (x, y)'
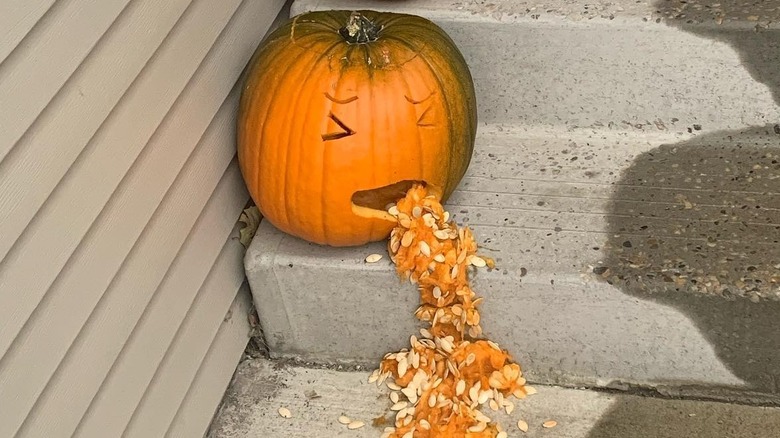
top-left (339, 11), bottom-right (382, 44)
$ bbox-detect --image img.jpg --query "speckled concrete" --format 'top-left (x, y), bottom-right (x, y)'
top-left (208, 358), bottom-right (780, 438)
top-left (244, 0), bottom-right (780, 404)
top-left (293, 0), bottom-right (780, 27)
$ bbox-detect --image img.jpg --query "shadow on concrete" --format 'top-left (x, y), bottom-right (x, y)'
top-left (599, 125), bottom-right (780, 390)
top-left (583, 4), bottom-right (780, 437)
top-left (584, 393), bottom-right (780, 438)
top-left (587, 125), bottom-right (780, 436)
top-left (654, 0), bottom-right (780, 106)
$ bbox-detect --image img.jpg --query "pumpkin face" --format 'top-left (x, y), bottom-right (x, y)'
top-left (237, 10), bottom-right (477, 246)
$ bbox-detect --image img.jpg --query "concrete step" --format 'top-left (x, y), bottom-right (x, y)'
top-left (244, 0), bottom-right (780, 404)
top-left (208, 358), bottom-right (780, 438)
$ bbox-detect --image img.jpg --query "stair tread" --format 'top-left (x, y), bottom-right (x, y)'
top-left (208, 358), bottom-right (780, 438)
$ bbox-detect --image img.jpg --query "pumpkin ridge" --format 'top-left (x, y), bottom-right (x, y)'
top-left (284, 42), bottom-right (341, 241)
top-left (398, 66), bottom-right (427, 185)
top-left (319, 55), bottom-right (354, 244)
top-left (281, 42), bottom-right (344, 237)
top-left (381, 22), bottom-right (477, 182)
top-left (386, 35), bottom-right (457, 195)
top-left (244, 39), bottom-right (307, 224)
top-left (367, 64), bottom-right (377, 240)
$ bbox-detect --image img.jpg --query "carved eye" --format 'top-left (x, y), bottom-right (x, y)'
top-left (405, 91), bottom-right (436, 127)
top-left (322, 92), bottom-right (358, 141)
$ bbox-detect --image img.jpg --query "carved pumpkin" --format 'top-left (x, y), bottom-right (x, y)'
top-left (237, 10), bottom-right (477, 246)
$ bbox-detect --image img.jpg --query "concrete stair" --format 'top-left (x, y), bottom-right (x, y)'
top-left (245, 0), bottom-right (780, 405)
top-left (208, 358), bottom-right (780, 438)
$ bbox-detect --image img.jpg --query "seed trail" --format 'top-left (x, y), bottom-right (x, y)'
top-left (371, 184), bottom-right (534, 437)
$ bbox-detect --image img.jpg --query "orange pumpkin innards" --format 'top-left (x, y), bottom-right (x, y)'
top-left (368, 184), bottom-right (535, 438)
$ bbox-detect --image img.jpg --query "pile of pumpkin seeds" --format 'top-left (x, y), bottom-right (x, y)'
top-left (367, 184), bottom-right (537, 438)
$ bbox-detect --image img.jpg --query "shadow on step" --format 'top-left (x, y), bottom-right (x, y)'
top-left (584, 394), bottom-right (780, 438)
top-left (588, 125), bottom-right (780, 436)
top-left (585, 5), bottom-right (780, 433)
top-left (654, 0), bottom-right (780, 107)
top-left (600, 124), bottom-right (780, 394)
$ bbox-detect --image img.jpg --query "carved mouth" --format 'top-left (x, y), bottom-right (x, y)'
top-left (351, 180), bottom-right (441, 221)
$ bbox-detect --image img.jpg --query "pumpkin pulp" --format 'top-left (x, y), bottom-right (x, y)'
top-left (368, 185), bottom-right (534, 437)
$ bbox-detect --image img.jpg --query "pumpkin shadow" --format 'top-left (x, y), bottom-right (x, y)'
top-left (585, 125), bottom-right (780, 437)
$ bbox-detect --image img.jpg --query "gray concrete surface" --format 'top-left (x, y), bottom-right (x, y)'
top-left (244, 0), bottom-right (780, 404)
top-left (292, 1), bottom-right (780, 132)
top-left (208, 358), bottom-right (780, 437)
top-left (246, 127), bottom-right (780, 403)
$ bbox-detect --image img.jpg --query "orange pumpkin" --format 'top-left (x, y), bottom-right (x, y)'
top-left (237, 10), bottom-right (477, 246)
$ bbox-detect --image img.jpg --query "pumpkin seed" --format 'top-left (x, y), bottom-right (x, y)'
top-left (397, 357), bottom-right (408, 377)
top-left (517, 420), bottom-right (529, 432)
top-left (433, 230), bottom-right (450, 240)
top-left (338, 415), bottom-right (351, 424)
top-left (468, 422), bottom-right (487, 433)
top-left (419, 241), bottom-right (431, 256)
top-left (470, 255), bottom-right (487, 267)
top-left (347, 420), bottom-right (365, 430)
top-left (456, 379), bottom-right (466, 396)
top-left (543, 420), bottom-right (558, 428)
top-left (278, 407), bottom-right (292, 418)
top-left (391, 401), bottom-right (408, 411)
top-left (402, 386), bottom-right (418, 403)
top-left (475, 410), bottom-right (492, 423)
top-left (365, 253), bottom-right (383, 263)
top-left (401, 231), bottom-right (415, 247)
top-left (497, 432), bottom-right (508, 438)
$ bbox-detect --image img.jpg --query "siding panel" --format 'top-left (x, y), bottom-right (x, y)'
top-left (0, 0), bottom-right (287, 435)
top-left (167, 287), bottom-right (253, 438)
top-left (0, 0), bottom-right (242, 365)
top-left (0, 0), bottom-right (195, 335)
top-left (0, 0), bottom-right (133, 160)
top-left (0, 0), bottom-right (248, 430)
top-left (71, 95), bottom-right (243, 437)
top-left (17, 103), bottom-right (247, 436)
top-left (124, 223), bottom-right (249, 437)
top-left (0, 0), bottom-right (56, 64)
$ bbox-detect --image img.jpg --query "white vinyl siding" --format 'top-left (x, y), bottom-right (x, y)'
top-left (0, 0), bottom-right (287, 436)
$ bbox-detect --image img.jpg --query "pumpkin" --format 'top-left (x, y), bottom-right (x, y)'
top-left (237, 10), bottom-right (477, 246)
